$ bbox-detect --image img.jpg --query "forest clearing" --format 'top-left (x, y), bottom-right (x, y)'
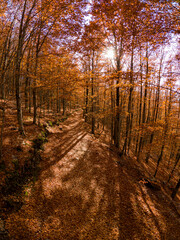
top-left (0, 0), bottom-right (180, 239)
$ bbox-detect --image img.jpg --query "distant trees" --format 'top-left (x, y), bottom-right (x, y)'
top-left (79, 22), bottom-right (104, 134)
top-left (0, 0), bottom-right (86, 132)
top-left (77, 0), bottom-right (180, 193)
top-left (90, 0), bottom-right (178, 147)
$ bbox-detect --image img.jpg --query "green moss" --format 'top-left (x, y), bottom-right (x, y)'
top-left (48, 120), bottom-right (53, 126)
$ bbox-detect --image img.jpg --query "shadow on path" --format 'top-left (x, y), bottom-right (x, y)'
top-left (5, 112), bottom-right (180, 240)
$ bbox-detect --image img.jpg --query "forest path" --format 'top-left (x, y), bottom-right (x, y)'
top-left (6, 111), bottom-right (180, 240)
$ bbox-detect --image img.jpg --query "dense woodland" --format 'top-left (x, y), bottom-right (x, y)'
top-left (0, 0), bottom-right (180, 239)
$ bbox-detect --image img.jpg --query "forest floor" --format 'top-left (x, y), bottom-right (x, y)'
top-left (0, 101), bottom-right (180, 240)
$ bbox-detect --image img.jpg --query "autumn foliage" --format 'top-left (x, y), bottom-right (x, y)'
top-left (0, 0), bottom-right (180, 237)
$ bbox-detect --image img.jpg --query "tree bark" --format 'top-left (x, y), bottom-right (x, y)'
top-left (0, 106), bottom-right (5, 162)
top-left (91, 50), bottom-right (95, 134)
top-left (123, 41), bottom-right (134, 154)
top-left (171, 178), bottom-right (180, 199)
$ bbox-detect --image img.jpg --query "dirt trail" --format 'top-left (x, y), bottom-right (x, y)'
top-left (5, 112), bottom-right (180, 240)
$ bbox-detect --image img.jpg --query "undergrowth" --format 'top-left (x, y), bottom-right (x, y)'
top-left (1, 132), bottom-right (48, 212)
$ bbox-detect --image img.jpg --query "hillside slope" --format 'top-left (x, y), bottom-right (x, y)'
top-left (1, 107), bottom-right (180, 239)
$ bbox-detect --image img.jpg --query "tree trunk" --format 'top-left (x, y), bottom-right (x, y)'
top-left (145, 51), bottom-right (164, 163)
top-left (33, 87), bottom-right (37, 124)
top-left (111, 79), bottom-right (114, 144)
top-left (167, 148), bottom-right (180, 183)
top-left (114, 37), bottom-right (123, 148)
top-left (154, 87), bottom-right (171, 177)
top-left (85, 78), bottom-right (89, 122)
top-left (171, 178), bottom-right (180, 199)
top-left (33, 42), bottom-right (40, 124)
top-left (137, 45), bottom-right (149, 161)
top-left (0, 106), bottom-right (5, 162)
top-left (25, 48), bottom-right (30, 110)
top-left (63, 90), bottom-right (66, 116)
top-left (123, 42), bottom-right (134, 154)
top-left (15, 59), bottom-right (24, 135)
top-left (135, 49), bottom-right (143, 155)
top-left (14, 0), bottom-right (36, 134)
top-left (91, 50), bottom-right (95, 134)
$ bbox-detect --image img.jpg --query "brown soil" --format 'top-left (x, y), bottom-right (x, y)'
top-left (1, 104), bottom-right (180, 240)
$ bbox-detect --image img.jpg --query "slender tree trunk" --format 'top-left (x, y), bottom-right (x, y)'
top-left (0, 27), bottom-right (12, 99)
top-left (111, 80), bottom-right (114, 144)
top-left (57, 86), bottom-right (60, 113)
top-left (14, 0), bottom-right (35, 134)
top-left (146, 88), bottom-right (152, 123)
top-left (85, 78), bottom-right (89, 122)
top-left (137, 45), bottom-right (149, 161)
top-left (0, 72), bottom-right (5, 100)
top-left (15, 58), bottom-right (24, 135)
top-left (33, 42), bottom-right (40, 124)
top-left (135, 50), bottom-right (143, 155)
top-left (47, 92), bottom-right (50, 113)
top-left (63, 90), bottom-right (66, 116)
top-left (29, 79), bottom-right (31, 113)
top-left (0, 106), bottom-right (5, 162)
top-left (91, 50), bottom-right (95, 134)
top-left (145, 51), bottom-right (163, 163)
top-left (171, 178), bottom-right (180, 199)
top-left (114, 77), bottom-right (120, 147)
top-left (123, 42), bottom-right (134, 154)
top-left (128, 97), bottom-right (134, 152)
top-left (142, 46), bottom-right (149, 124)
top-left (33, 87), bottom-right (37, 123)
top-left (114, 37), bottom-right (123, 148)
top-left (25, 48), bottom-right (30, 110)
top-left (167, 148), bottom-right (180, 183)
top-left (103, 88), bottom-right (106, 130)
top-left (154, 88), bottom-right (171, 177)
